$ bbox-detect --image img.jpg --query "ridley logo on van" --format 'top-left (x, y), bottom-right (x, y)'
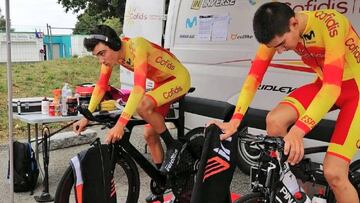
top-left (163, 86), bottom-right (183, 99)
top-left (258, 84), bottom-right (296, 94)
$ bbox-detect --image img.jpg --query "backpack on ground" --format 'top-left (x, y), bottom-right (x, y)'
top-left (190, 124), bottom-right (237, 203)
top-left (8, 141), bottom-right (39, 193)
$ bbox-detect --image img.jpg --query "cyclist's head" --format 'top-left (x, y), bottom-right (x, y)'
top-left (253, 2), bottom-right (299, 53)
top-left (84, 25), bottom-right (122, 67)
top-left (84, 25), bottom-right (121, 52)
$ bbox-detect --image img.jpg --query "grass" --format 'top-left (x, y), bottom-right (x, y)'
top-left (0, 56), bottom-right (120, 143)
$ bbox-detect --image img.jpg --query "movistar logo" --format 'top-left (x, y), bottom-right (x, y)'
top-left (186, 16), bottom-right (197, 28)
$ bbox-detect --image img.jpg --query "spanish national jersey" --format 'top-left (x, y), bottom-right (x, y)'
top-left (88, 37), bottom-right (190, 126)
top-left (232, 9), bottom-right (360, 135)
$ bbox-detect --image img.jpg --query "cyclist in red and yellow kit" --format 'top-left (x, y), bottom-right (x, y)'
top-left (212, 2), bottom-right (359, 202)
top-left (73, 25), bottom-right (191, 202)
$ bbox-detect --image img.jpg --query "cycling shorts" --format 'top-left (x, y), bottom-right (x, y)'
top-left (281, 79), bottom-right (360, 162)
top-left (144, 74), bottom-right (190, 128)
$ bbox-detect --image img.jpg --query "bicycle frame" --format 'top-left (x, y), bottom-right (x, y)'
top-left (239, 133), bottom-right (345, 202)
top-left (80, 91), bottom-right (193, 192)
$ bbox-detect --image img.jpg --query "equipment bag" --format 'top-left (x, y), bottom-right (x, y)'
top-left (8, 141), bottom-right (39, 193)
top-left (70, 143), bottom-right (116, 203)
top-left (190, 124), bottom-right (237, 203)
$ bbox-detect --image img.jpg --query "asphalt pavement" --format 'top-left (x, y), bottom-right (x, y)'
top-left (0, 125), bottom-right (251, 203)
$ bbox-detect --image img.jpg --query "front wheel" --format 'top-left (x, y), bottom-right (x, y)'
top-left (233, 192), bottom-right (266, 203)
top-left (54, 150), bottom-right (140, 203)
top-left (235, 127), bottom-right (262, 175)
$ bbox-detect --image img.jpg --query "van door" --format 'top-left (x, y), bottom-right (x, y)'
top-left (121, 0), bottom-right (166, 89)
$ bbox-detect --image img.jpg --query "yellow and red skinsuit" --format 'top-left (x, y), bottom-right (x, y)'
top-left (88, 37), bottom-right (190, 126)
top-left (232, 9), bottom-right (360, 161)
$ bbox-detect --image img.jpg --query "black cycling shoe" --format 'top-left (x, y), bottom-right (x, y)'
top-left (160, 142), bottom-right (183, 173)
top-left (145, 193), bottom-right (164, 203)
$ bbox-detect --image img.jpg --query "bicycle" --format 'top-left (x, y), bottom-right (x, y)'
top-left (234, 129), bottom-right (360, 203)
top-left (54, 89), bottom-right (206, 203)
top-left (233, 108), bottom-right (337, 175)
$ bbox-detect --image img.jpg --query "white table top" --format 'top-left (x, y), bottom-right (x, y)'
top-left (13, 112), bottom-right (83, 124)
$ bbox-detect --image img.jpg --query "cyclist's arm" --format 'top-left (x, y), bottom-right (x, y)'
top-left (232, 45), bottom-right (276, 123)
top-left (117, 38), bottom-right (148, 126)
top-left (88, 64), bottom-right (112, 112)
top-left (294, 17), bottom-right (346, 134)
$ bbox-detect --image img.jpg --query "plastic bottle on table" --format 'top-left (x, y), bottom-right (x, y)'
top-left (61, 83), bottom-right (73, 116)
top-left (41, 97), bottom-right (49, 115)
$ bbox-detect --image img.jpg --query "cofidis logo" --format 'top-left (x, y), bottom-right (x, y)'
top-left (284, 0), bottom-right (359, 14)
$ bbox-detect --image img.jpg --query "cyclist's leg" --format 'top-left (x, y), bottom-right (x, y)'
top-left (137, 72), bottom-right (190, 173)
top-left (143, 101), bottom-right (171, 164)
top-left (266, 104), bottom-right (298, 137)
top-left (324, 79), bottom-right (360, 202)
top-left (137, 74), bottom-right (190, 135)
top-left (144, 125), bottom-right (164, 164)
top-left (266, 80), bottom-right (321, 137)
top-left (323, 156), bottom-right (358, 203)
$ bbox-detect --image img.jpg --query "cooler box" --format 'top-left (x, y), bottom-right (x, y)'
top-left (12, 97), bottom-right (52, 114)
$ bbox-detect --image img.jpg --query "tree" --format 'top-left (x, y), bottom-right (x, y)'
top-left (72, 11), bottom-right (100, 34)
top-left (103, 17), bottom-right (122, 35)
top-left (73, 11), bottom-right (122, 35)
top-left (0, 8), bottom-right (6, 31)
top-left (57, 0), bottom-right (126, 21)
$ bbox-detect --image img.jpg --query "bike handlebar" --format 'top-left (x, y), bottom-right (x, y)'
top-left (238, 133), bottom-right (285, 149)
top-left (78, 106), bottom-right (120, 124)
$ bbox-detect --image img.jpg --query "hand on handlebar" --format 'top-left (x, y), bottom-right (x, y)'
top-left (73, 118), bottom-right (89, 135)
top-left (208, 119), bottom-right (241, 141)
top-left (105, 123), bottom-right (125, 144)
top-left (283, 126), bottom-right (306, 165)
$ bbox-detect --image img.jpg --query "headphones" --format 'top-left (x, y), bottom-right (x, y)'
top-left (87, 34), bottom-right (121, 51)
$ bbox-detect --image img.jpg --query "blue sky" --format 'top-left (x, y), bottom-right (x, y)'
top-left (0, 0), bottom-right (79, 34)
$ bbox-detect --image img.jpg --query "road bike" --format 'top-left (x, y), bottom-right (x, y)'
top-left (234, 130), bottom-right (360, 203)
top-left (54, 89), bottom-right (206, 203)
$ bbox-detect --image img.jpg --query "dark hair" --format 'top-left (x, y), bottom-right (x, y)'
top-left (84, 25), bottom-right (121, 51)
top-left (253, 2), bottom-right (295, 44)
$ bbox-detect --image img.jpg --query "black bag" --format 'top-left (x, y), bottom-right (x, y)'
top-left (8, 141), bottom-right (39, 193)
top-left (190, 124), bottom-right (237, 203)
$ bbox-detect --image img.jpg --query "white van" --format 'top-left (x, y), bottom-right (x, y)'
top-left (122, 0), bottom-right (360, 171)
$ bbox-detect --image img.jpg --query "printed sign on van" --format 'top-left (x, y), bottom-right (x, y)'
top-left (191, 0), bottom-right (202, 10)
top-left (191, 0), bottom-right (237, 10)
top-left (123, 0), bottom-right (165, 45)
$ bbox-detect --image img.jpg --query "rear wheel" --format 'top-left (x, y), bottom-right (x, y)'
top-left (54, 151), bottom-right (140, 203)
top-left (233, 192), bottom-right (266, 203)
top-left (235, 127), bottom-right (262, 175)
top-left (172, 127), bottom-right (205, 201)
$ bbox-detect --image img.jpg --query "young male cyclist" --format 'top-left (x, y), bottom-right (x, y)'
top-left (212, 2), bottom-right (359, 202)
top-left (72, 25), bottom-right (191, 202)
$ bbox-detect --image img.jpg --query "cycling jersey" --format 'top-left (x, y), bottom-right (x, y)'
top-left (232, 9), bottom-right (360, 161)
top-left (88, 37), bottom-right (190, 126)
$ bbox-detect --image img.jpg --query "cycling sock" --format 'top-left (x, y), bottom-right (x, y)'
top-left (160, 129), bottom-right (175, 146)
top-left (155, 163), bottom-right (162, 169)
